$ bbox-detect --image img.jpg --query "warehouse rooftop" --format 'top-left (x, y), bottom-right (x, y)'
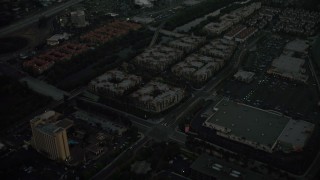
top-left (205, 100), bottom-right (290, 148)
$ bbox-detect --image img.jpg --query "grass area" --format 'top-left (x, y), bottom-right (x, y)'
top-left (0, 76), bottom-right (51, 130)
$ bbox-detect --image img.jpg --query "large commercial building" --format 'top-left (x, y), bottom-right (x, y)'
top-left (133, 45), bottom-right (184, 72)
top-left (234, 27), bottom-right (258, 43)
top-left (284, 39), bottom-right (309, 55)
top-left (88, 70), bottom-right (142, 97)
top-left (47, 33), bottom-right (71, 46)
top-left (267, 55), bottom-right (308, 82)
top-left (130, 81), bottom-right (185, 113)
top-left (30, 111), bottom-right (73, 161)
top-left (171, 38), bottom-right (235, 84)
top-left (80, 20), bottom-right (141, 44)
top-left (202, 99), bottom-right (314, 153)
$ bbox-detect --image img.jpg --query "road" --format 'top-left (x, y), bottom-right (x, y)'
top-left (0, 0), bottom-right (84, 37)
top-left (91, 135), bottom-right (149, 180)
top-left (149, 21), bottom-right (167, 47)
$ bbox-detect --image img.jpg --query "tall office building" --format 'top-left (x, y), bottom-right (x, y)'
top-left (30, 111), bottom-right (73, 161)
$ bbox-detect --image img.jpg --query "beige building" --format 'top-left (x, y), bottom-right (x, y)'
top-left (88, 70), bottom-right (142, 97)
top-left (133, 45), bottom-right (184, 72)
top-left (130, 81), bottom-right (185, 113)
top-left (30, 111), bottom-right (73, 161)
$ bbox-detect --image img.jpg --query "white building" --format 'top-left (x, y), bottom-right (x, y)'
top-left (235, 27), bottom-right (258, 43)
top-left (203, 2), bottom-right (261, 35)
top-left (47, 33), bottom-right (70, 46)
top-left (199, 39), bottom-right (236, 60)
top-left (134, 0), bottom-right (155, 7)
top-left (172, 53), bottom-right (224, 83)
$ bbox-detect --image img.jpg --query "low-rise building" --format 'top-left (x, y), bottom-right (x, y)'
top-left (267, 55), bottom-right (308, 82)
top-left (234, 70), bottom-right (255, 83)
top-left (131, 16), bottom-right (154, 24)
top-left (199, 39), bottom-right (236, 60)
top-left (88, 70), bottom-right (142, 97)
top-left (130, 81), bottom-right (185, 113)
top-left (167, 36), bottom-right (206, 53)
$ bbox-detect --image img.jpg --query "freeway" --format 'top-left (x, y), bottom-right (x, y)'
top-left (0, 0), bottom-right (84, 37)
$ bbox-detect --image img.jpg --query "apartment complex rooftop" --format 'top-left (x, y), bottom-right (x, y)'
top-left (80, 20), bottom-right (141, 44)
top-left (133, 45), bottom-right (184, 72)
top-left (88, 70), bottom-right (142, 96)
top-left (224, 25), bottom-right (247, 40)
top-left (130, 81), bottom-right (185, 113)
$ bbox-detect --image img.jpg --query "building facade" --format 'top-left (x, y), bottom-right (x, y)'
top-left (30, 111), bottom-right (73, 161)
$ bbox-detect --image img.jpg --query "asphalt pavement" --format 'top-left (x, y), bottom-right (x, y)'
top-left (0, 0), bottom-right (84, 37)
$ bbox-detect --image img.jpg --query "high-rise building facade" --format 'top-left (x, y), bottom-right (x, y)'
top-left (30, 111), bottom-right (73, 161)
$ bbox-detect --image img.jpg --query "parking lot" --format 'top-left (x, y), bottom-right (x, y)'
top-left (219, 35), bottom-right (320, 122)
